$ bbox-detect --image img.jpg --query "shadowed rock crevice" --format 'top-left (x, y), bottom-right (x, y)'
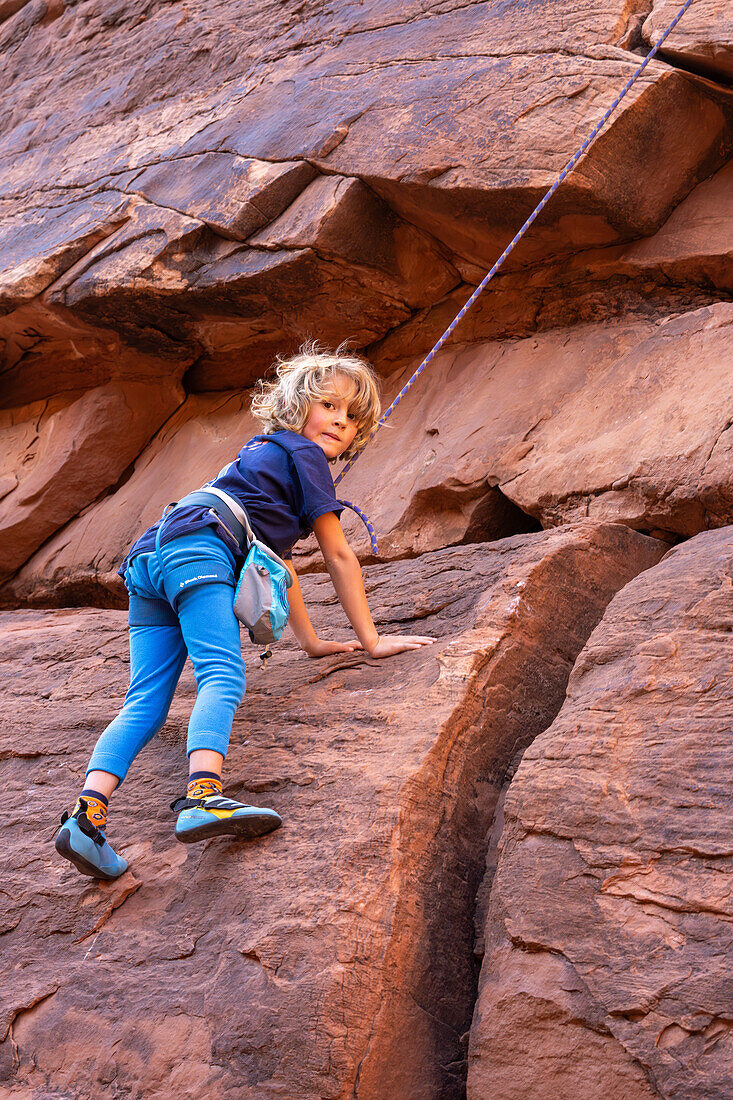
top-left (325, 525), bottom-right (666, 1097)
top-left (655, 47), bottom-right (733, 86)
top-left (461, 485), bottom-right (543, 543)
top-left (468, 526), bottom-right (733, 1099)
top-left (0, 555), bottom-right (125, 611)
top-left (370, 482), bottom-right (544, 563)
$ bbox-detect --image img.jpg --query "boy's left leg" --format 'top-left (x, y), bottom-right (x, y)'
top-left (171, 581), bottom-right (282, 843)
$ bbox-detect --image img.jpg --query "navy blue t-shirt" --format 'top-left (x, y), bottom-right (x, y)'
top-left (120, 430), bottom-right (343, 574)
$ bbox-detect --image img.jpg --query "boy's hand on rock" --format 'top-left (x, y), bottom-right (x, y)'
top-left (305, 638), bottom-right (364, 658)
top-left (368, 635), bottom-right (436, 659)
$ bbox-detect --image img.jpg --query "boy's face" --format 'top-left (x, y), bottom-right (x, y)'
top-left (302, 373), bottom-right (359, 459)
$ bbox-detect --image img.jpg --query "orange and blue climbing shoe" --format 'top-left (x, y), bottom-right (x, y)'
top-left (171, 793), bottom-right (282, 843)
top-left (54, 798), bottom-right (128, 880)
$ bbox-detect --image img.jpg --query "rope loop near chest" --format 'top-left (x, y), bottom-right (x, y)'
top-left (337, 498), bottom-right (379, 555)
top-left (334, 0), bottom-right (696, 497)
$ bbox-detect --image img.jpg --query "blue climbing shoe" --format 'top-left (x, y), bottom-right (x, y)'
top-left (54, 800), bottom-right (128, 881)
top-left (171, 794), bottom-right (282, 843)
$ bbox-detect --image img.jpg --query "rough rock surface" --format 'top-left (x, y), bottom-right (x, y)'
top-left (2, 391), bottom-right (258, 607)
top-left (0, 525), bottom-right (663, 1099)
top-left (3, 160), bottom-right (733, 601)
top-left (339, 302), bottom-right (733, 554)
top-left (618, 158), bottom-right (733, 291)
top-left (468, 526), bottom-right (733, 1099)
top-left (1, 1), bottom-right (732, 1095)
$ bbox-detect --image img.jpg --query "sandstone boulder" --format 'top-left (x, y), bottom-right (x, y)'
top-left (248, 174), bottom-right (459, 310)
top-left (0, 378), bottom-right (184, 584)
top-left (36, 177), bottom-right (460, 390)
top-left (0, 524), bottom-right (663, 1098)
top-left (1, 391), bottom-right (258, 606)
top-left (468, 525), bottom-right (733, 1099)
top-left (619, 158), bottom-right (733, 291)
top-left (644, 0), bottom-right (733, 81)
top-left (501, 303), bottom-right (733, 536)
top-left (0, 189), bottom-right (131, 311)
top-left (132, 155), bottom-right (317, 243)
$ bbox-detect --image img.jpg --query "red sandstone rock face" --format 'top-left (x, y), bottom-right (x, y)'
top-left (1, 3), bottom-right (732, 1095)
top-left (350, 302), bottom-right (733, 549)
top-left (0, 525), bottom-right (663, 1098)
top-left (3, 391), bottom-right (259, 607)
top-left (617, 158), bottom-right (733, 291)
top-left (468, 526), bottom-right (733, 1099)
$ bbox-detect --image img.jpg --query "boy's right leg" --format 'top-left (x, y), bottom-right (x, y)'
top-left (171, 580), bottom-right (281, 843)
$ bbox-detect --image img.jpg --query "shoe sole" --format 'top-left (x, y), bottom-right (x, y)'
top-left (54, 831), bottom-right (123, 881)
top-left (175, 811), bottom-right (282, 844)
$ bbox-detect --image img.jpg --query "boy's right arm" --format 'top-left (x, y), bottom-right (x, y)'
top-left (284, 561), bottom-right (361, 658)
top-left (312, 512), bottom-right (435, 659)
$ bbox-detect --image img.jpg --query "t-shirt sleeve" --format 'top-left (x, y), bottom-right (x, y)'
top-left (289, 444), bottom-right (344, 527)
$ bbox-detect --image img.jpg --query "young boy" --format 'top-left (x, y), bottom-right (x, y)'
top-left (54, 344), bottom-right (434, 881)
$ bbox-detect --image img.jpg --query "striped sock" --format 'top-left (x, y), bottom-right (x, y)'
top-left (74, 789), bottom-right (109, 830)
top-left (187, 771), bottom-right (223, 800)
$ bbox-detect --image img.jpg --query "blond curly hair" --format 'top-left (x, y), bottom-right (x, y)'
top-left (251, 341), bottom-right (381, 462)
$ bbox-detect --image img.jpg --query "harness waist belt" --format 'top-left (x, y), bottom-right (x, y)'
top-left (175, 490), bottom-right (252, 550)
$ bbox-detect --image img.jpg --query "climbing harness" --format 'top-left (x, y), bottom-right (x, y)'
top-left (334, 0), bottom-right (696, 553)
top-left (155, 486), bottom-right (293, 668)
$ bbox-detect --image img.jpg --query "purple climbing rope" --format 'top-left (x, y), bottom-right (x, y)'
top-left (336, 0), bottom-right (695, 531)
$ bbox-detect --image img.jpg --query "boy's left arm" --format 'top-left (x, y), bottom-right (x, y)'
top-left (285, 560), bottom-right (363, 658)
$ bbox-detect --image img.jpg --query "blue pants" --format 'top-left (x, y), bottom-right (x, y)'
top-left (87, 529), bottom-right (246, 783)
